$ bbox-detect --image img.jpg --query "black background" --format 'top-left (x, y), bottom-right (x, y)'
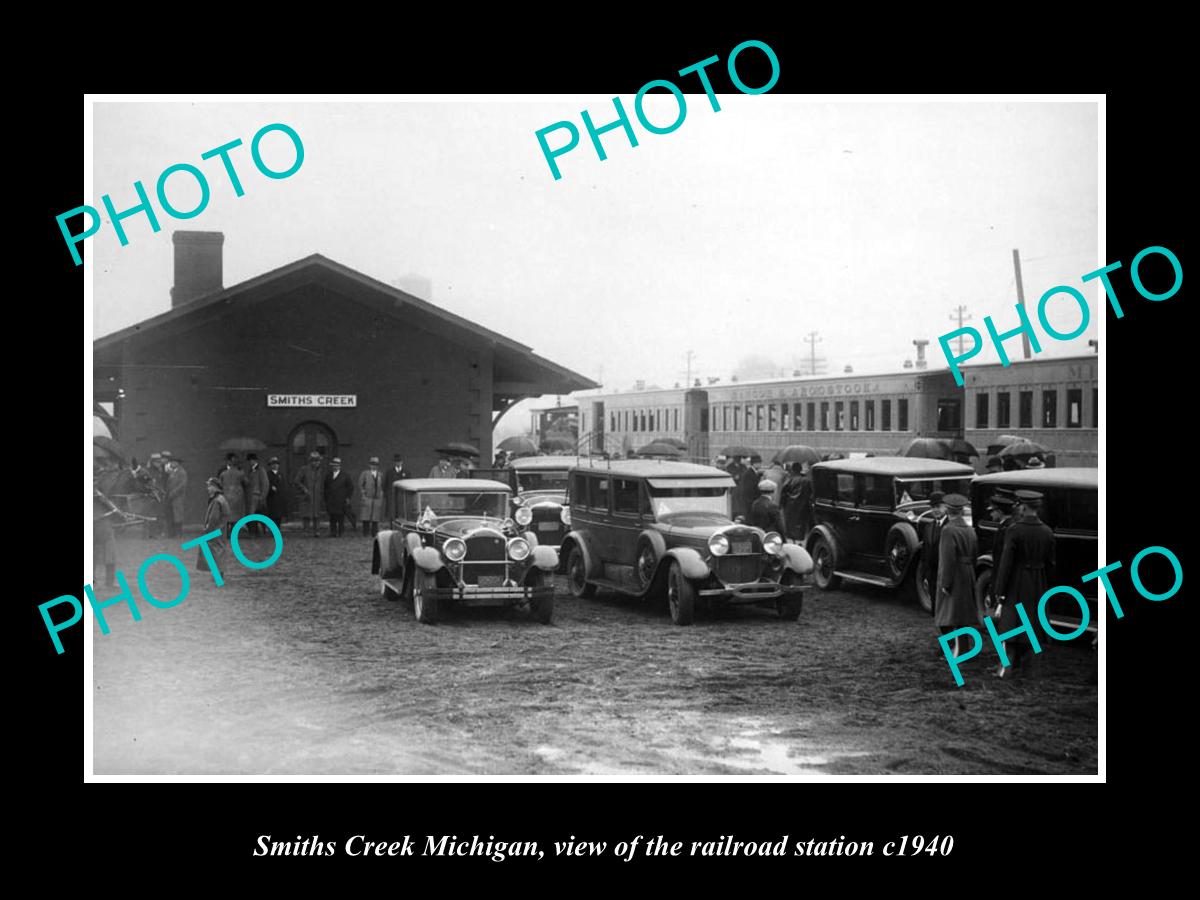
top-left (19, 21), bottom-right (1185, 885)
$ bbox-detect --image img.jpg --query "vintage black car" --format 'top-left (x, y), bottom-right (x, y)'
top-left (509, 455), bottom-right (583, 559)
top-left (370, 478), bottom-right (559, 624)
top-left (560, 460), bottom-right (812, 625)
top-left (805, 457), bottom-right (975, 608)
top-left (970, 468), bottom-right (1098, 634)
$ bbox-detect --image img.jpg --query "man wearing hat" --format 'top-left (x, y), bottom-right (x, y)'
top-left (935, 494), bottom-right (981, 657)
top-left (163, 453), bottom-right (188, 538)
top-left (216, 452), bottom-right (248, 538)
top-left (985, 457), bottom-right (1003, 474)
top-left (323, 457), bottom-right (354, 537)
top-left (293, 451), bottom-right (326, 537)
top-left (266, 456), bottom-right (288, 528)
top-left (383, 454), bottom-right (412, 522)
top-left (748, 479), bottom-right (786, 535)
top-left (197, 476), bottom-right (232, 572)
top-left (918, 491), bottom-right (949, 614)
top-left (243, 452), bottom-right (270, 536)
top-left (429, 454), bottom-right (455, 479)
top-left (994, 489), bottom-right (1056, 678)
top-left (358, 456), bottom-right (386, 537)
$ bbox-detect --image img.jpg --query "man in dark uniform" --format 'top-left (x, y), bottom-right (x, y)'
top-left (323, 457), bottom-right (355, 537)
top-left (383, 454), bottom-right (411, 523)
top-left (993, 489), bottom-right (1056, 679)
top-left (265, 456), bottom-right (288, 528)
top-left (748, 479), bottom-right (786, 534)
top-left (733, 457), bottom-right (760, 521)
top-left (780, 462), bottom-right (812, 541)
top-left (919, 491), bottom-right (948, 616)
top-left (726, 457), bottom-right (747, 518)
top-left (935, 493), bottom-right (980, 657)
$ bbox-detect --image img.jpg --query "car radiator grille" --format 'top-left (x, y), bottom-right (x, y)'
top-left (531, 509), bottom-right (564, 545)
top-left (461, 533), bottom-right (507, 583)
top-left (715, 555), bottom-right (764, 585)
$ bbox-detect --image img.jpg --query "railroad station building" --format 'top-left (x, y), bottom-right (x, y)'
top-left (94, 231), bottom-right (596, 524)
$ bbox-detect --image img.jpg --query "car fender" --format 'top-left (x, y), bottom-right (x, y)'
top-left (779, 542), bottom-right (814, 575)
top-left (637, 528), bottom-right (668, 560)
top-left (523, 530), bottom-right (539, 549)
top-left (532, 546), bottom-right (558, 571)
top-left (805, 524), bottom-right (841, 567)
top-left (374, 530), bottom-right (404, 577)
top-left (664, 546), bottom-right (710, 581)
top-left (561, 530), bottom-right (600, 578)
top-left (411, 545), bottom-right (444, 573)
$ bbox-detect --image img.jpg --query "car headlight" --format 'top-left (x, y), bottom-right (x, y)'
top-left (763, 531), bottom-right (783, 555)
top-left (708, 533), bottom-right (730, 556)
top-left (560, 507), bottom-right (571, 525)
top-left (507, 537), bottom-right (531, 561)
top-left (443, 538), bottom-right (467, 562)
top-left (515, 506), bottom-right (533, 526)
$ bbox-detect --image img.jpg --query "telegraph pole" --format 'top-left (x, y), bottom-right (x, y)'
top-left (1013, 249), bottom-right (1031, 359)
top-left (949, 305), bottom-right (973, 355)
top-left (804, 331), bottom-right (822, 375)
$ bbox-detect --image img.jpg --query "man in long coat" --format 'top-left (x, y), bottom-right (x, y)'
top-left (198, 477), bottom-right (233, 573)
top-left (265, 456), bottom-right (288, 527)
top-left (935, 493), bottom-right (981, 657)
top-left (748, 479), bottom-right (786, 534)
top-left (358, 456), bottom-right (386, 537)
top-left (323, 456), bottom-right (354, 537)
top-left (383, 454), bottom-right (411, 523)
top-left (293, 451), bottom-right (325, 537)
top-left (164, 457), bottom-right (188, 538)
top-left (243, 452), bottom-right (270, 534)
top-left (217, 453), bottom-right (248, 536)
top-left (919, 491), bottom-right (948, 615)
top-left (994, 489), bottom-right (1056, 678)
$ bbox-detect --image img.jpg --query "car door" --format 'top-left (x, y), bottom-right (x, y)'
top-left (857, 473), bottom-right (896, 571)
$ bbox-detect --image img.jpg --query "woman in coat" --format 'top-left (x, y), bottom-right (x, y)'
top-left (935, 494), bottom-right (981, 657)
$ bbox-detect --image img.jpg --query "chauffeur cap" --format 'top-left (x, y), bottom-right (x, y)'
top-left (943, 493), bottom-right (968, 511)
top-left (1014, 489), bottom-right (1043, 501)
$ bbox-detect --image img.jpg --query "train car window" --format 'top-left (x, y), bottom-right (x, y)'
top-left (850, 400), bottom-right (860, 430)
top-left (700, 408), bottom-right (708, 432)
top-left (937, 398), bottom-right (961, 431)
top-left (1067, 389), bottom-right (1082, 428)
top-left (756, 404), bottom-right (765, 431)
top-left (1019, 391), bottom-right (1033, 428)
top-left (997, 392), bottom-right (1011, 428)
top-left (835, 473), bottom-right (856, 507)
top-left (733, 405), bottom-right (741, 431)
top-left (820, 402), bottom-right (830, 430)
top-left (806, 402), bottom-right (814, 431)
top-left (769, 404), bottom-right (778, 431)
top-left (976, 393), bottom-right (990, 429)
top-left (898, 399), bottom-right (909, 431)
top-left (612, 478), bottom-right (642, 515)
top-left (795, 405), bottom-right (804, 431)
top-left (745, 403), bottom-right (753, 431)
top-left (860, 474), bottom-right (891, 508)
top-left (881, 399), bottom-right (892, 431)
top-left (835, 401), bottom-right (845, 431)
top-left (673, 408), bottom-right (679, 431)
top-left (1042, 390), bottom-right (1058, 428)
top-left (865, 400), bottom-right (875, 431)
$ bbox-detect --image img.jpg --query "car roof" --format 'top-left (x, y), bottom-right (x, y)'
top-left (812, 458), bottom-right (976, 477)
top-left (569, 459), bottom-right (729, 479)
top-left (972, 468), bottom-right (1098, 490)
top-left (508, 455), bottom-right (586, 470)
top-left (395, 478), bottom-right (512, 491)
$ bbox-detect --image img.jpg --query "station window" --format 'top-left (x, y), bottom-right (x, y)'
top-left (806, 403), bottom-right (815, 431)
top-left (1042, 390), bottom-right (1058, 428)
top-left (976, 393), bottom-right (989, 429)
top-left (881, 399), bottom-right (892, 431)
top-left (780, 403), bottom-right (790, 432)
top-left (898, 399), bottom-right (909, 431)
top-left (997, 392), bottom-right (1011, 429)
top-left (1019, 391), bottom-right (1033, 429)
top-left (769, 404), bottom-right (778, 431)
top-left (835, 401), bottom-right (845, 431)
top-left (850, 401), bottom-right (859, 430)
top-left (1092, 387), bottom-right (1098, 428)
top-left (820, 402), bottom-right (830, 431)
top-left (1067, 389), bottom-right (1082, 428)
top-left (865, 400), bottom-right (875, 431)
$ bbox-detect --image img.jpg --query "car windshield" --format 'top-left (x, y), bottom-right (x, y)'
top-left (894, 477), bottom-right (973, 506)
top-left (648, 487), bottom-right (731, 519)
top-left (517, 470), bottom-right (569, 492)
top-left (417, 491), bottom-right (509, 518)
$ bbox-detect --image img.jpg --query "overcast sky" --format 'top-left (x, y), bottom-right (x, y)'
top-left (92, 99), bottom-right (1098, 403)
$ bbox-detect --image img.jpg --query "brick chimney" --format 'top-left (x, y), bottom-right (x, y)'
top-left (171, 231), bottom-right (224, 308)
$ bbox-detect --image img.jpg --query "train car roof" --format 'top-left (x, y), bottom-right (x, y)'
top-left (813, 458), bottom-right (976, 477)
top-left (971, 468), bottom-right (1098, 490)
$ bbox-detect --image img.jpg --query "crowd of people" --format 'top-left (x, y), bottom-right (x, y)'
top-left (710, 454), bottom-right (815, 543)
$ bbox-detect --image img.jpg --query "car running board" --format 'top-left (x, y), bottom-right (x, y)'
top-left (584, 577), bottom-right (651, 599)
top-left (835, 570), bottom-right (896, 588)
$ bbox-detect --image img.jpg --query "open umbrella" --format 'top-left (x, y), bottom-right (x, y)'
top-left (899, 437), bottom-right (950, 460)
top-left (540, 436), bottom-right (575, 452)
top-left (637, 441), bottom-right (684, 457)
top-left (719, 444), bottom-right (757, 459)
top-left (772, 445), bottom-right (821, 467)
top-left (940, 438), bottom-right (979, 458)
top-left (93, 435), bottom-right (126, 462)
top-left (498, 435), bottom-right (539, 456)
top-left (219, 437), bottom-right (267, 453)
top-left (996, 439), bottom-right (1047, 459)
top-left (986, 434), bottom-right (1025, 457)
top-left (436, 442), bottom-right (480, 458)
top-left (657, 437), bottom-right (688, 450)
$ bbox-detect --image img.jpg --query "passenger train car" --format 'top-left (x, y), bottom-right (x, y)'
top-left (572, 354), bottom-right (1097, 468)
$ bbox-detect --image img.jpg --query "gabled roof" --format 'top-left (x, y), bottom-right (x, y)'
top-left (93, 253), bottom-right (597, 393)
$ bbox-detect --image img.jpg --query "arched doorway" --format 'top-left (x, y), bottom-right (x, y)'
top-left (288, 421), bottom-right (338, 483)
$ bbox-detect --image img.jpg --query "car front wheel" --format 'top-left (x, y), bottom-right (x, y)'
top-left (810, 535), bottom-right (841, 590)
top-left (567, 546), bottom-right (596, 599)
top-left (975, 568), bottom-right (998, 621)
top-left (413, 569), bottom-right (439, 624)
top-left (667, 561), bottom-right (695, 626)
top-left (915, 561), bottom-right (935, 614)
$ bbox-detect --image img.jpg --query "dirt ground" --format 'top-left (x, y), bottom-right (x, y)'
top-left (93, 529), bottom-right (1098, 776)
